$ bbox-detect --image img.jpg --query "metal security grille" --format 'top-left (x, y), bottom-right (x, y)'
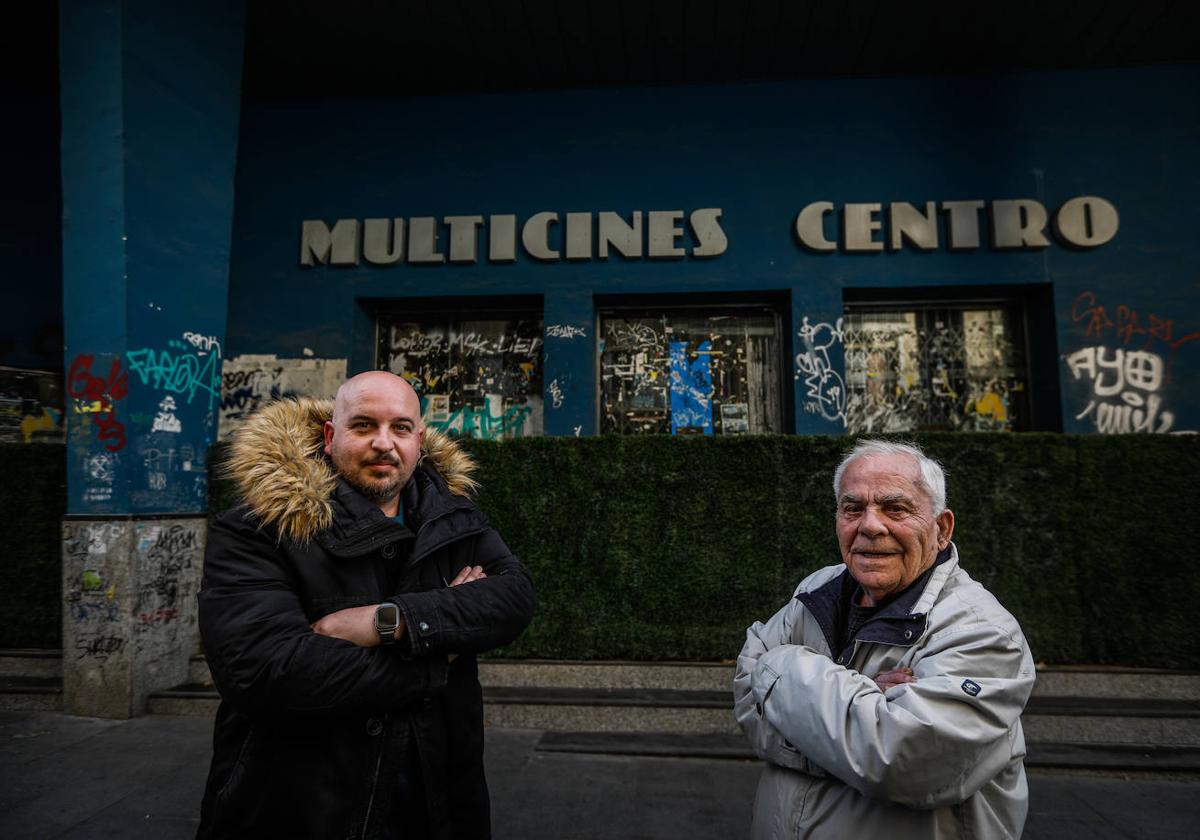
top-left (842, 304), bottom-right (1029, 433)
top-left (377, 310), bottom-right (543, 439)
top-left (599, 305), bottom-right (783, 435)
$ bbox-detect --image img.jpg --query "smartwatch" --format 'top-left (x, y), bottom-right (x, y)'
top-left (374, 602), bottom-right (401, 645)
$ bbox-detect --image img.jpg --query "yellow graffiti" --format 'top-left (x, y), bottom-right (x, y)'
top-left (975, 391), bottom-right (1008, 422)
top-left (106, 584), bottom-right (117, 601)
top-left (20, 408), bottom-right (61, 442)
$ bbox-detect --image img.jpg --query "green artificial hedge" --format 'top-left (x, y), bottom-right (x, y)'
top-left (9, 434), bottom-right (1199, 667)
top-left (456, 433), bottom-right (1200, 667)
top-left (0, 444), bottom-right (66, 648)
top-left (210, 433), bottom-right (1200, 668)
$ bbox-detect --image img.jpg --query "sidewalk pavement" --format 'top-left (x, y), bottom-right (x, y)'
top-left (2, 710), bottom-right (1197, 839)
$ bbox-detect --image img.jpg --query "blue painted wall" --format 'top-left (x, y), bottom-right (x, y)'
top-left (60, 0), bottom-right (244, 515)
top-left (226, 65), bottom-right (1200, 435)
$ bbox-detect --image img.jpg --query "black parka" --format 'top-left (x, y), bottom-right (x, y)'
top-left (196, 398), bottom-right (535, 840)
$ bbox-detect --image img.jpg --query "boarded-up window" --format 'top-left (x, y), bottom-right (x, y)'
top-left (843, 303), bottom-right (1029, 433)
top-left (599, 304), bottom-right (783, 435)
top-left (377, 309), bottom-right (543, 439)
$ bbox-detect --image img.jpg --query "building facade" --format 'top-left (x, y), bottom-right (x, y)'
top-left (223, 68), bottom-right (1198, 449)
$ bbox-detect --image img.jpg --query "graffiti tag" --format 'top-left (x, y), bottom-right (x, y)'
top-left (67, 354), bottom-right (129, 451)
top-left (795, 317), bottom-right (846, 425)
top-left (1065, 346), bottom-right (1174, 433)
top-left (425, 403), bottom-right (533, 439)
top-left (546, 324), bottom-right (587, 339)
top-left (126, 346), bottom-right (221, 409)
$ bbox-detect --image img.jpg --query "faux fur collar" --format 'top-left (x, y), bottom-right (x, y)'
top-left (223, 397), bottom-right (478, 543)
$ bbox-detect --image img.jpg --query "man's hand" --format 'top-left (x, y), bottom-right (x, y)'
top-left (873, 666), bottom-right (916, 691)
top-left (450, 565), bottom-right (487, 586)
top-left (310, 566), bottom-right (488, 647)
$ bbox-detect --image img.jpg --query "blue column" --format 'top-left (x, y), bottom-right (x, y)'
top-left (60, 0), bottom-right (245, 515)
top-left (543, 290), bottom-right (596, 436)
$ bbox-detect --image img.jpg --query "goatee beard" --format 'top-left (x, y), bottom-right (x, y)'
top-left (347, 473), bottom-right (404, 503)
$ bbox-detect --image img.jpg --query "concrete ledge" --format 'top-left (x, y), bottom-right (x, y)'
top-left (534, 731), bottom-right (1200, 771)
top-left (0, 676), bottom-right (62, 712)
top-left (1033, 667), bottom-right (1200, 700)
top-left (173, 656), bottom-right (1200, 698)
top-left (484, 703), bottom-right (737, 733)
top-left (1023, 714), bottom-right (1200, 746)
top-left (478, 660), bottom-right (734, 691)
top-left (483, 686), bottom-right (731, 708)
top-left (0, 650), bottom-right (63, 679)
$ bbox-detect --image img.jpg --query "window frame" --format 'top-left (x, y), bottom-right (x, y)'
top-left (594, 291), bottom-right (791, 436)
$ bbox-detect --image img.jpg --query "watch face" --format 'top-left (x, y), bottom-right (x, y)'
top-left (375, 603), bottom-right (400, 633)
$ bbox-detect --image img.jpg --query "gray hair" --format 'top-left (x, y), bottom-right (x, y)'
top-left (832, 440), bottom-right (947, 515)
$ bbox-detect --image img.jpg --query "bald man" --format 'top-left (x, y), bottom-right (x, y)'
top-left (197, 372), bottom-right (535, 840)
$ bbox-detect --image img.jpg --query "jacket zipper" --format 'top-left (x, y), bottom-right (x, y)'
top-left (405, 521), bottom-right (491, 569)
top-left (360, 712), bottom-right (388, 839)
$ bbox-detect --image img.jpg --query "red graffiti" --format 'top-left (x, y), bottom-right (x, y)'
top-left (67, 354), bottom-right (129, 451)
top-left (1071, 292), bottom-right (1114, 338)
top-left (137, 607), bottom-right (179, 627)
top-left (1072, 291), bottom-right (1200, 352)
top-left (1071, 291), bottom-right (1200, 383)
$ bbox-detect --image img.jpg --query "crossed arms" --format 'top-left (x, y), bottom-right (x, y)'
top-left (733, 593), bottom-right (1034, 808)
top-left (198, 511), bottom-right (534, 718)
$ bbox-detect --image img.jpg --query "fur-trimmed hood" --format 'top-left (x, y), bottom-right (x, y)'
top-left (223, 397), bottom-right (478, 543)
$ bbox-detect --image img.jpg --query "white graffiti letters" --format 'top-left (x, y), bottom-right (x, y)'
top-left (1066, 346), bottom-right (1163, 397)
top-left (795, 316), bottom-right (847, 425)
top-left (1066, 345), bottom-right (1175, 433)
top-left (181, 332), bottom-right (222, 357)
top-left (546, 324), bottom-right (587, 339)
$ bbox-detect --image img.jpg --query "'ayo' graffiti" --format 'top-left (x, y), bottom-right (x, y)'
top-left (67, 354), bottom-right (129, 451)
top-left (795, 317), bottom-right (846, 425)
top-left (126, 341), bottom-right (221, 409)
top-left (1065, 346), bottom-right (1176, 433)
top-left (1065, 291), bottom-right (1197, 434)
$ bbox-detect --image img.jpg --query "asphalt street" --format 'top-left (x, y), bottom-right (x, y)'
top-left (1, 710), bottom-right (1196, 839)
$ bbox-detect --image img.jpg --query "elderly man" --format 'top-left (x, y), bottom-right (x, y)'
top-left (734, 440), bottom-right (1034, 839)
top-left (197, 371), bottom-right (535, 839)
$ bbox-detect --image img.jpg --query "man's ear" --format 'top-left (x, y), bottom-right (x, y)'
top-left (323, 420), bottom-right (335, 455)
top-left (936, 509), bottom-right (955, 549)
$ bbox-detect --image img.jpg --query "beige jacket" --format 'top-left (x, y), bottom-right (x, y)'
top-left (733, 545), bottom-right (1035, 839)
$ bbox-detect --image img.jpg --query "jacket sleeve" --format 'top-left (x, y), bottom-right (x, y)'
top-left (733, 594), bottom-right (831, 777)
top-left (390, 526), bottom-right (536, 659)
top-left (747, 615), bottom-right (1034, 808)
top-left (198, 509), bottom-right (448, 718)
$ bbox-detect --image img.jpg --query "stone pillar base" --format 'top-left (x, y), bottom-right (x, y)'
top-left (62, 516), bottom-right (205, 718)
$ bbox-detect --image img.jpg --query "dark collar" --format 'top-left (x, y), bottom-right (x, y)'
top-left (797, 546), bottom-right (952, 654)
top-left (316, 464), bottom-right (483, 561)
